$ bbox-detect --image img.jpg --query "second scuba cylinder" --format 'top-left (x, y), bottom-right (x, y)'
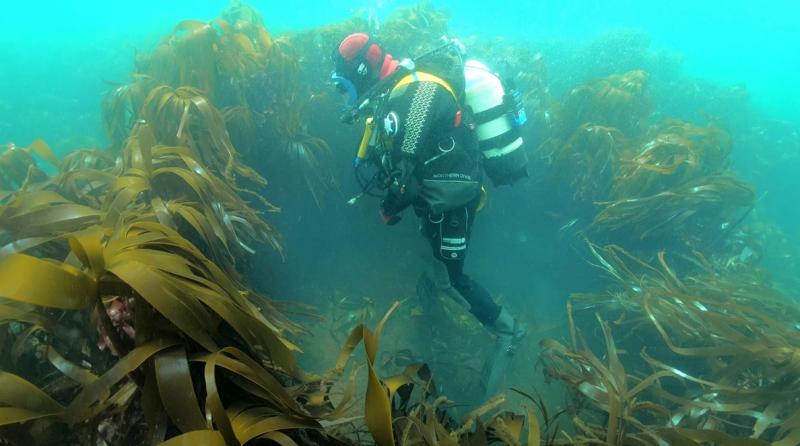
top-left (463, 60), bottom-right (528, 186)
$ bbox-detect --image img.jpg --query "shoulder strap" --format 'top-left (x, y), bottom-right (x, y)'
top-left (391, 71), bottom-right (458, 103)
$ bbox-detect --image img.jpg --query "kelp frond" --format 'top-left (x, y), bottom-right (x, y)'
top-left (100, 5), bottom-right (336, 205)
top-left (541, 243), bottom-right (800, 444)
top-left (0, 140), bottom-right (58, 191)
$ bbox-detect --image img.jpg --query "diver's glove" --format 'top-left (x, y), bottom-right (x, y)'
top-left (379, 194), bottom-right (402, 225)
top-left (379, 156), bottom-right (420, 223)
top-left (379, 207), bottom-right (402, 225)
top-left (379, 174), bottom-right (414, 226)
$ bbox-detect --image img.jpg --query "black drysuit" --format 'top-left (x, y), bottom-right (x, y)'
top-left (376, 75), bottom-right (502, 325)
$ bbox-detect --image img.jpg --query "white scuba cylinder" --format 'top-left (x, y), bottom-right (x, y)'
top-left (463, 60), bottom-right (524, 161)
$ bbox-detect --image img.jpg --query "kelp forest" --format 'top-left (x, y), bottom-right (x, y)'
top-left (1, 2), bottom-right (799, 445)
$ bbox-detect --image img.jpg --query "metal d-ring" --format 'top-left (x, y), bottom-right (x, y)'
top-left (438, 136), bottom-right (455, 153)
top-left (428, 212), bottom-right (444, 224)
top-left (424, 136), bottom-right (456, 166)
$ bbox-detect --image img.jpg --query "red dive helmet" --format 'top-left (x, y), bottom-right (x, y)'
top-left (332, 33), bottom-right (398, 105)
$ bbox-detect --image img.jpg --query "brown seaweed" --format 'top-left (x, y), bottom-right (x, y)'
top-left (611, 120), bottom-right (733, 199)
top-left (593, 174), bottom-right (756, 243)
top-left (539, 242), bottom-right (800, 445)
top-left (5, 3), bottom-right (797, 445)
top-left (558, 70), bottom-right (649, 138)
top-left (100, 7), bottom-right (335, 203)
top-left (0, 140), bottom-right (57, 191)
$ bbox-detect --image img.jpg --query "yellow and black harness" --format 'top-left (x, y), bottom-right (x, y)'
top-left (356, 71), bottom-right (456, 157)
top-left (355, 71), bottom-right (487, 209)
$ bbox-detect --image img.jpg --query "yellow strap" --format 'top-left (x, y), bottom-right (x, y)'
top-left (391, 72), bottom-right (457, 101)
top-left (477, 186), bottom-right (487, 211)
top-left (356, 117), bottom-right (375, 161)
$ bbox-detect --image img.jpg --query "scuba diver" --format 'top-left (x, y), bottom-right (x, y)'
top-left (331, 33), bottom-right (528, 398)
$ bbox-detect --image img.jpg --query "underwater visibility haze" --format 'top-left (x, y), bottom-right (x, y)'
top-left (0, 1), bottom-right (799, 445)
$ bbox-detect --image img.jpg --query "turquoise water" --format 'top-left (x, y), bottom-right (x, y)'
top-left (2, 0), bottom-right (798, 296)
top-left (2, 1), bottom-right (798, 150)
top-left (1, 1), bottom-right (799, 436)
top-left (2, 1), bottom-right (798, 287)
